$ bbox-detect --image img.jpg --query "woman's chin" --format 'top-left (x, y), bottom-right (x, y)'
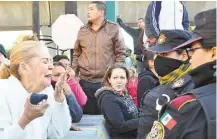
top-left (115, 88), bottom-right (124, 92)
top-left (45, 77), bottom-right (52, 87)
top-left (45, 81), bottom-right (51, 88)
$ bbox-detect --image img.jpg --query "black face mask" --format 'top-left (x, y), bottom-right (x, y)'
top-left (154, 55), bottom-right (183, 77)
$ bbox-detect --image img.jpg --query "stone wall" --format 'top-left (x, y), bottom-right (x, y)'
top-left (0, 1), bottom-right (216, 30)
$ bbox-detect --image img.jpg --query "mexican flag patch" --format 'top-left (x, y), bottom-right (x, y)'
top-left (160, 112), bottom-right (177, 130)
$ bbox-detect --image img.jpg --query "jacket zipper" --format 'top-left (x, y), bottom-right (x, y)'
top-left (94, 33), bottom-right (97, 76)
top-left (174, 1), bottom-right (176, 29)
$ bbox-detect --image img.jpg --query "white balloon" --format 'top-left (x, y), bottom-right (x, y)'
top-left (52, 14), bottom-right (84, 50)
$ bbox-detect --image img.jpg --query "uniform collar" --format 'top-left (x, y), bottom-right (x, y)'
top-left (189, 60), bottom-right (216, 88)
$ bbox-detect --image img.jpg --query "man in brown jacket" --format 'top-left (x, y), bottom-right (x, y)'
top-left (72, 1), bottom-right (126, 114)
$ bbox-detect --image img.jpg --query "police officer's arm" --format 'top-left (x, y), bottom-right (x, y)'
top-left (71, 32), bottom-right (82, 76)
top-left (147, 95), bottom-right (207, 139)
top-left (137, 104), bottom-right (158, 139)
top-left (113, 26), bottom-right (126, 63)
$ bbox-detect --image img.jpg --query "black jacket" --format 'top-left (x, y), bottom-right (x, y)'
top-left (146, 61), bottom-right (216, 139)
top-left (117, 18), bottom-right (143, 55)
top-left (95, 87), bottom-right (139, 139)
top-left (137, 74), bottom-right (195, 139)
top-left (137, 69), bottom-right (159, 108)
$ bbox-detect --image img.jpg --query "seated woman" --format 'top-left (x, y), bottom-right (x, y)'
top-left (51, 62), bottom-right (84, 123)
top-left (95, 64), bottom-right (139, 139)
top-left (0, 35), bottom-right (71, 139)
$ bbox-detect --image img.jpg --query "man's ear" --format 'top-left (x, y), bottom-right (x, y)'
top-left (100, 10), bottom-right (105, 16)
top-left (211, 47), bottom-right (216, 59)
top-left (181, 51), bottom-right (188, 61)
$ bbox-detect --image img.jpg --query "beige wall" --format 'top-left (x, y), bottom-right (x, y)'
top-left (0, 2), bottom-right (51, 27)
top-left (118, 1), bottom-right (149, 23)
top-left (0, 1), bottom-right (216, 30)
top-left (184, 1), bottom-right (216, 22)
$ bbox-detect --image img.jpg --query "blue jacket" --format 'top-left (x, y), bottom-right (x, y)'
top-left (145, 1), bottom-right (189, 38)
top-left (66, 93), bottom-right (83, 123)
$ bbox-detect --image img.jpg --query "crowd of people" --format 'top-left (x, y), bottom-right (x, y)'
top-left (0, 1), bottom-right (216, 139)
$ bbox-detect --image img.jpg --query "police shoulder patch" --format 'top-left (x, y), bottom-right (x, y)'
top-left (147, 121), bottom-right (165, 139)
top-left (170, 95), bottom-right (196, 111)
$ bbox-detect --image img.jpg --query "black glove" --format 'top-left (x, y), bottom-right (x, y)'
top-left (116, 17), bottom-right (122, 24)
top-left (136, 54), bottom-right (145, 62)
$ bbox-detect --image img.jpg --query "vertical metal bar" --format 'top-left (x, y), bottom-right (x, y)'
top-left (65, 1), bottom-right (77, 62)
top-left (65, 1), bottom-right (77, 15)
top-left (56, 45), bottom-right (59, 55)
top-left (32, 1), bottom-right (40, 39)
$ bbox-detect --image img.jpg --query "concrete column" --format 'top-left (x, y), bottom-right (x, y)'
top-left (105, 1), bottom-right (118, 22)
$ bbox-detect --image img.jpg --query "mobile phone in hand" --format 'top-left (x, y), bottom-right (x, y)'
top-left (30, 94), bottom-right (48, 105)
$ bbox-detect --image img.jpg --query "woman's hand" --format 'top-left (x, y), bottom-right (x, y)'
top-left (54, 73), bottom-right (67, 103)
top-left (61, 81), bottom-right (72, 97)
top-left (18, 96), bottom-right (49, 129)
top-left (70, 124), bottom-right (81, 131)
top-left (66, 67), bottom-right (75, 81)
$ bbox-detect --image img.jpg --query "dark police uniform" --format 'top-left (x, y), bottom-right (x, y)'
top-left (137, 28), bottom-right (193, 139)
top-left (146, 8), bottom-right (216, 139)
top-left (137, 74), bottom-right (194, 139)
top-left (147, 83), bottom-right (215, 139)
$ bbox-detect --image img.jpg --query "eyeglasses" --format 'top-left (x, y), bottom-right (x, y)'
top-left (186, 47), bottom-right (202, 53)
top-left (40, 58), bottom-right (53, 65)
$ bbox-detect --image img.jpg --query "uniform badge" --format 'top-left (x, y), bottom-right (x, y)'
top-left (157, 33), bottom-right (166, 44)
top-left (147, 121), bottom-right (165, 139)
top-left (172, 78), bottom-right (184, 88)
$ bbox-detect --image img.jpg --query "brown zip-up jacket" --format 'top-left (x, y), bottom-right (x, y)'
top-left (72, 20), bottom-right (126, 83)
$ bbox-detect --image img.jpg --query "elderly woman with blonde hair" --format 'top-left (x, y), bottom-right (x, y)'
top-left (0, 35), bottom-right (71, 139)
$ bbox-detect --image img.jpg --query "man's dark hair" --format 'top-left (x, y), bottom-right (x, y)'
top-left (0, 44), bottom-right (7, 58)
top-left (91, 1), bottom-right (107, 16)
top-left (143, 51), bottom-right (156, 70)
top-left (53, 61), bottom-right (66, 69)
top-left (138, 18), bottom-right (145, 22)
top-left (53, 55), bottom-right (69, 62)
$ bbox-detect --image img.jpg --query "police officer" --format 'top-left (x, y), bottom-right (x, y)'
top-left (146, 8), bottom-right (216, 139)
top-left (137, 30), bottom-right (195, 139)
